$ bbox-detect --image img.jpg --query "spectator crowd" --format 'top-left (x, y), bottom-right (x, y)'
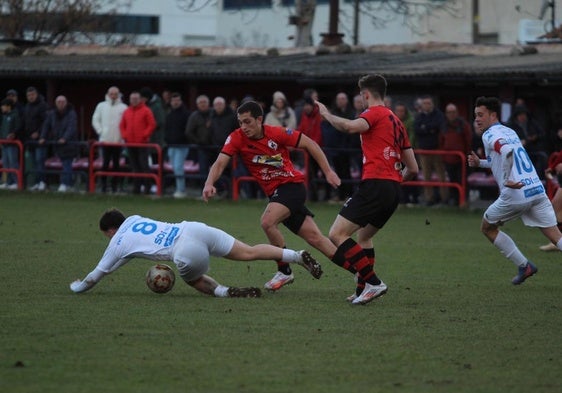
top-left (0, 85), bottom-right (559, 208)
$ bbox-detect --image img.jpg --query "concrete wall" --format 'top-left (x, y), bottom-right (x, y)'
top-left (117, 0), bottom-right (554, 47)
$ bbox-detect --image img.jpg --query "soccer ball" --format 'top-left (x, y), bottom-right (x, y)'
top-left (146, 264), bottom-right (175, 294)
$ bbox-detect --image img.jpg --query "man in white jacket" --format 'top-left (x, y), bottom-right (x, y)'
top-left (92, 86), bottom-right (128, 193)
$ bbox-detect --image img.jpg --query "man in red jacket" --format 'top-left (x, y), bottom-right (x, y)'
top-left (441, 103), bottom-right (472, 205)
top-left (298, 96), bottom-right (323, 201)
top-left (119, 91), bottom-right (156, 194)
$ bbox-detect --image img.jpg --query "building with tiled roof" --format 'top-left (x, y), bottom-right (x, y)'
top-left (1, 42), bottom-right (562, 138)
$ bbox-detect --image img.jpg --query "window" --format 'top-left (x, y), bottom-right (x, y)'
top-left (281, 0), bottom-right (330, 5)
top-left (94, 15), bottom-right (160, 35)
top-left (224, 0), bottom-right (329, 10)
top-left (224, 0), bottom-right (271, 10)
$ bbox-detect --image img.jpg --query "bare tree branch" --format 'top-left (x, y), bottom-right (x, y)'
top-left (348, 0), bottom-right (464, 36)
top-left (0, 0), bottom-right (135, 46)
top-left (176, 0), bottom-right (216, 13)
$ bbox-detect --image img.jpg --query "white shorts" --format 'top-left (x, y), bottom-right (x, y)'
top-left (484, 196), bottom-right (557, 228)
top-left (172, 222), bottom-right (235, 282)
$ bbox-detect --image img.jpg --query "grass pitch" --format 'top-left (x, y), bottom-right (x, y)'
top-left (0, 192), bottom-right (560, 393)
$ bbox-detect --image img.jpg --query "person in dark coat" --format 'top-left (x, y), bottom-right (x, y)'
top-left (24, 87), bottom-right (49, 191)
top-left (0, 98), bottom-right (22, 189)
top-left (186, 95), bottom-right (213, 184)
top-left (39, 96), bottom-right (78, 192)
top-left (209, 96), bottom-right (238, 196)
top-left (508, 104), bottom-right (548, 179)
top-left (413, 95), bottom-right (447, 205)
top-left (164, 92), bottom-right (191, 198)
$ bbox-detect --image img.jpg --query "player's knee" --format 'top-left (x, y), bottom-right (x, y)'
top-left (260, 217), bottom-right (276, 233)
top-left (328, 229), bottom-right (345, 246)
top-left (480, 222), bottom-right (497, 240)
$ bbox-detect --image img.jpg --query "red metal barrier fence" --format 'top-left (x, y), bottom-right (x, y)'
top-left (0, 139), bottom-right (24, 190)
top-left (3, 141), bottom-right (471, 205)
top-left (88, 142), bottom-right (163, 195)
top-left (404, 149), bottom-right (467, 207)
top-left (232, 148), bottom-right (468, 204)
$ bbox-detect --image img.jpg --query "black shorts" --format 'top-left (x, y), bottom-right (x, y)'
top-left (269, 182), bottom-right (314, 234)
top-left (339, 179), bottom-right (401, 228)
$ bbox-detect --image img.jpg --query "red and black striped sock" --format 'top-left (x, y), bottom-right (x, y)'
top-left (332, 239), bottom-right (380, 285)
top-left (355, 248), bottom-right (376, 295)
top-left (331, 238), bottom-right (357, 272)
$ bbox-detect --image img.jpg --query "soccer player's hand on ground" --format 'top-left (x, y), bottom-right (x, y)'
top-left (70, 279), bottom-right (82, 293)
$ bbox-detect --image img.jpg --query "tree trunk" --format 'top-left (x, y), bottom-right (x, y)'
top-left (294, 0), bottom-right (316, 47)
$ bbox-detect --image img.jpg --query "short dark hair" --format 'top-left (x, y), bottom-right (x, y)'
top-left (139, 87), bottom-right (153, 100)
top-left (237, 100), bottom-right (264, 119)
top-left (358, 74), bottom-right (387, 100)
top-left (99, 208), bottom-right (126, 231)
top-left (170, 92), bottom-right (182, 99)
top-left (303, 88), bottom-right (317, 98)
top-left (1, 98), bottom-right (14, 107)
top-left (475, 96), bottom-right (501, 117)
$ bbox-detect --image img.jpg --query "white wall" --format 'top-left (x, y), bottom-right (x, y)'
top-left (216, 0), bottom-right (553, 47)
top-left (109, 0), bottom-right (555, 47)
top-left (114, 0), bottom-right (217, 46)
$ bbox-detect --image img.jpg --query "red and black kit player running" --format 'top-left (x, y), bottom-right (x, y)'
top-left (317, 74), bottom-right (419, 305)
top-left (203, 100), bottom-right (341, 291)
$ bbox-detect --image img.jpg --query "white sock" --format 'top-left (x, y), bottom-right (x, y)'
top-left (214, 285), bottom-right (229, 298)
top-left (557, 238), bottom-right (562, 250)
top-left (493, 231), bottom-right (527, 267)
top-left (282, 249), bottom-right (299, 263)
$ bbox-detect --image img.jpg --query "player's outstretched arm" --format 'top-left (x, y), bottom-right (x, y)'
top-left (202, 153), bottom-right (231, 201)
top-left (315, 100), bottom-right (368, 134)
top-left (298, 134), bottom-right (341, 188)
top-left (70, 269), bottom-right (106, 293)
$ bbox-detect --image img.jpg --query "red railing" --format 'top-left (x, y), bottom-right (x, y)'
top-left (403, 149), bottom-right (467, 207)
top-left (231, 148), bottom-right (309, 201)
top-left (0, 139), bottom-right (24, 190)
top-left (88, 142), bottom-right (163, 195)
top-left (2, 140), bottom-right (468, 204)
top-left (231, 148), bottom-right (467, 205)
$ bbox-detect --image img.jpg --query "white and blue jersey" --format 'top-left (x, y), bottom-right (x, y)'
top-left (482, 123), bottom-right (544, 204)
top-left (96, 215), bottom-right (185, 274)
top-left (70, 215), bottom-right (237, 293)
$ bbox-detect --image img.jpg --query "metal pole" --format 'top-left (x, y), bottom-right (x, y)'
top-left (472, 0), bottom-right (479, 44)
top-left (320, 0), bottom-right (344, 46)
top-left (353, 0), bottom-right (359, 45)
top-left (550, 0), bottom-right (556, 31)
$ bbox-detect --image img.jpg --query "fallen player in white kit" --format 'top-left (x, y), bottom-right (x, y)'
top-left (70, 208), bottom-right (323, 297)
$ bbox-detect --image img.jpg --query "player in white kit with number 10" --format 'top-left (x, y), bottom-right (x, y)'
top-left (468, 96), bottom-right (562, 285)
